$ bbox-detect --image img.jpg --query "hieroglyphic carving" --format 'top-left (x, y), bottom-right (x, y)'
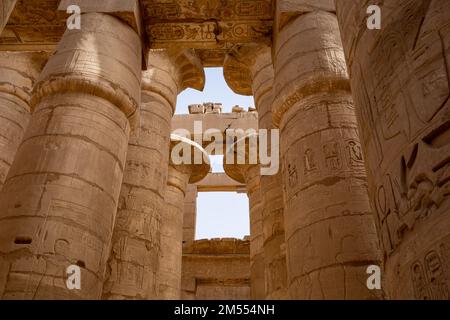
top-left (411, 247), bottom-right (450, 300)
top-left (337, 1), bottom-right (450, 262)
top-left (148, 21), bottom-right (271, 49)
top-left (323, 142), bottom-right (342, 171)
top-left (0, 0), bottom-right (66, 47)
top-left (374, 121), bottom-right (450, 255)
top-left (142, 0), bottom-right (273, 52)
top-left (303, 149), bottom-right (318, 176)
top-left (142, 0), bottom-right (272, 21)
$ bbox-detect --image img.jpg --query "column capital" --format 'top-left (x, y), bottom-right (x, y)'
top-left (168, 134), bottom-right (210, 192)
top-left (223, 134), bottom-right (261, 194)
top-left (142, 49), bottom-right (205, 114)
top-left (272, 11), bottom-right (351, 128)
top-left (0, 51), bottom-right (49, 105)
top-left (223, 44), bottom-right (272, 96)
top-left (31, 13), bottom-right (142, 120)
top-left (275, 0), bottom-right (336, 33)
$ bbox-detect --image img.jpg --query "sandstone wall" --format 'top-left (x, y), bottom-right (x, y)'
top-left (182, 239), bottom-right (251, 300)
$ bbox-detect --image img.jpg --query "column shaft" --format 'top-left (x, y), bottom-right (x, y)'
top-left (0, 52), bottom-right (46, 189)
top-left (273, 11), bottom-right (382, 299)
top-left (245, 165), bottom-right (265, 300)
top-left (183, 185), bottom-right (198, 245)
top-left (160, 165), bottom-right (191, 299)
top-left (336, 0), bottom-right (450, 299)
top-left (251, 49), bottom-right (288, 300)
top-left (0, 13), bottom-right (141, 299)
top-left (102, 90), bottom-right (173, 299)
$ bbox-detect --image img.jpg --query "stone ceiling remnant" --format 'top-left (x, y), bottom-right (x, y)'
top-left (0, 0), bottom-right (274, 68)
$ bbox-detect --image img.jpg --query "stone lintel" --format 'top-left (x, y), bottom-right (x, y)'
top-left (194, 173), bottom-right (246, 193)
top-left (142, 0), bottom-right (273, 52)
top-left (147, 20), bottom-right (272, 50)
top-left (141, 0), bottom-right (273, 21)
top-left (183, 239), bottom-right (250, 255)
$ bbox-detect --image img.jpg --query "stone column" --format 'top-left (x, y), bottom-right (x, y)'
top-left (0, 12), bottom-right (142, 299)
top-left (0, 51), bottom-right (47, 189)
top-left (183, 185), bottom-right (198, 246)
top-left (224, 45), bottom-right (288, 299)
top-left (159, 135), bottom-right (210, 299)
top-left (0, 0), bottom-right (16, 35)
top-left (102, 50), bottom-right (205, 300)
top-left (272, 7), bottom-right (382, 299)
top-left (335, 0), bottom-right (450, 299)
top-left (224, 135), bottom-right (265, 300)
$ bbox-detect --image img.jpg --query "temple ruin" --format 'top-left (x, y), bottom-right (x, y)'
top-left (0, 0), bottom-right (449, 300)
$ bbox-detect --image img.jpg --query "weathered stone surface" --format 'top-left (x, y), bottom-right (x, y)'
top-left (0, 0), bottom-right (65, 51)
top-left (224, 135), bottom-right (265, 300)
top-left (250, 48), bottom-right (288, 300)
top-left (272, 10), bottom-right (382, 299)
top-left (182, 185), bottom-right (198, 245)
top-left (141, 0), bottom-right (273, 66)
top-left (0, 0), bottom-right (16, 35)
top-left (336, 0), bottom-right (450, 299)
top-left (58, 0), bottom-right (143, 35)
top-left (103, 50), bottom-right (205, 300)
top-left (0, 0), bottom-right (448, 301)
top-left (224, 44), bottom-right (289, 299)
top-left (182, 239), bottom-right (251, 300)
top-left (0, 12), bottom-right (141, 299)
top-left (159, 135), bottom-right (210, 299)
top-left (0, 51), bottom-right (48, 189)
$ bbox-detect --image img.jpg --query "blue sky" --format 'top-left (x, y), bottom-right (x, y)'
top-left (176, 68), bottom-right (253, 240)
top-left (176, 68), bottom-right (255, 114)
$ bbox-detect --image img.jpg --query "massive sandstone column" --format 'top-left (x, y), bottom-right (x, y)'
top-left (159, 135), bottom-right (210, 299)
top-left (224, 45), bottom-right (288, 299)
top-left (103, 50), bottom-right (205, 300)
top-left (335, 0), bottom-right (450, 299)
top-left (0, 12), bottom-right (142, 299)
top-left (0, 0), bottom-right (16, 35)
top-left (0, 52), bottom-right (47, 189)
top-left (272, 6), bottom-right (382, 299)
top-left (224, 135), bottom-right (265, 300)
